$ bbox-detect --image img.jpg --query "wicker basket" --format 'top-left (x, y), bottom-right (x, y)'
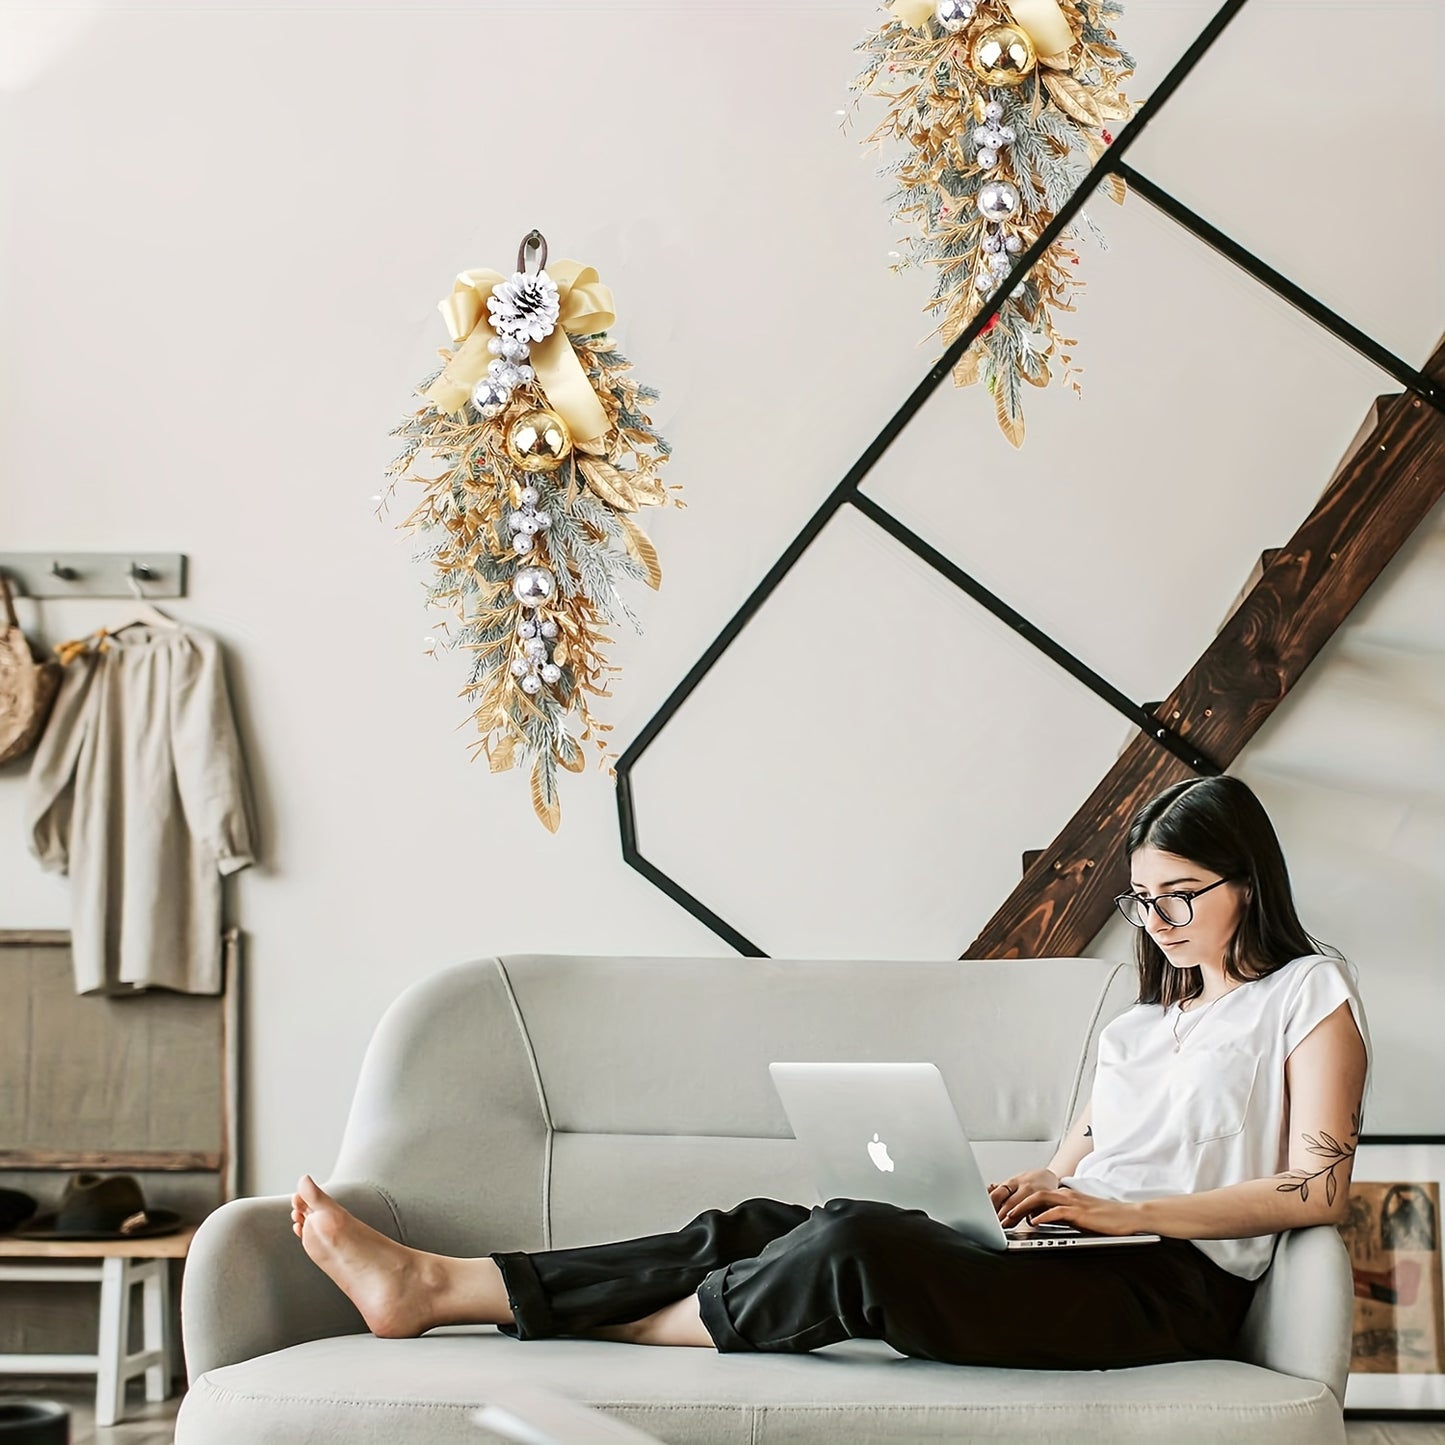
top-left (0, 571), bottom-right (61, 766)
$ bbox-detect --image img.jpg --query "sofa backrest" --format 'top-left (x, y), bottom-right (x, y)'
top-left (331, 955), bottom-right (1137, 1259)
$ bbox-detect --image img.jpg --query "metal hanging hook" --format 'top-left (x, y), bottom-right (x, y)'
top-left (516, 229), bottom-right (549, 276)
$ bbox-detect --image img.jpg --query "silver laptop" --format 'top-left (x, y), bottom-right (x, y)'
top-left (769, 1062), bottom-right (1160, 1251)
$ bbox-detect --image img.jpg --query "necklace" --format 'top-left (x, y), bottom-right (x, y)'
top-left (1170, 986), bottom-right (1238, 1052)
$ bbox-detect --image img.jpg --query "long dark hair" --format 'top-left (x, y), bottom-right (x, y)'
top-left (1127, 775), bottom-right (1331, 1008)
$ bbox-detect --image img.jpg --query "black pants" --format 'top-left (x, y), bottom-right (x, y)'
top-left (492, 1197), bottom-right (1258, 1369)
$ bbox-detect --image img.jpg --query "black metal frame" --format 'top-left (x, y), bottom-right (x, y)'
top-left (614, 0), bottom-right (1445, 957)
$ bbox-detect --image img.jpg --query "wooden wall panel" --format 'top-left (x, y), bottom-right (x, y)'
top-left (0, 937), bottom-right (224, 1162)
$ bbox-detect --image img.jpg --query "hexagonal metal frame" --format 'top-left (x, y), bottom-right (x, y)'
top-left (614, 0), bottom-right (1445, 957)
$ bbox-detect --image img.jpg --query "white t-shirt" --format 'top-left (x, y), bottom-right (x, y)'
top-left (1060, 954), bottom-right (1372, 1280)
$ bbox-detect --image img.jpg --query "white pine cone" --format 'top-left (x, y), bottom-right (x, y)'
top-left (488, 270), bottom-right (561, 343)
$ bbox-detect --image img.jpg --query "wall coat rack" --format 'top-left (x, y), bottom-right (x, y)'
top-left (0, 554), bottom-right (188, 600)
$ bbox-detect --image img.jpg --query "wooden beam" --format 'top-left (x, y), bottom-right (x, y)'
top-left (968, 741), bottom-right (1197, 958)
top-left (1164, 400), bottom-right (1442, 758)
top-left (966, 346), bottom-right (1445, 959)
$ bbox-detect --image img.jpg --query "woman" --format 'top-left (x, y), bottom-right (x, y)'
top-left (292, 774), bottom-right (1369, 1369)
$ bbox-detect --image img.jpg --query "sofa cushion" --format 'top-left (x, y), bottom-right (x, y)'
top-left (176, 1328), bottom-right (1344, 1444)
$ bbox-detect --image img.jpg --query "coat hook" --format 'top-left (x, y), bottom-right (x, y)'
top-left (50, 561), bottom-right (78, 581)
top-left (129, 562), bottom-right (156, 582)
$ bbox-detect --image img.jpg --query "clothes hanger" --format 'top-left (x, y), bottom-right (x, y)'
top-left (54, 565), bottom-right (181, 663)
top-left (108, 565), bottom-right (180, 634)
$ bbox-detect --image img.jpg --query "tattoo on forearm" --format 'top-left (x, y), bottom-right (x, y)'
top-left (1276, 1110), bottom-right (1359, 1209)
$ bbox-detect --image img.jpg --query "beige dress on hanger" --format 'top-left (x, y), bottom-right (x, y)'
top-left (25, 625), bottom-right (256, 994)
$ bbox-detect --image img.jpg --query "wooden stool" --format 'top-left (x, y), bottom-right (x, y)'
top-left (0, 1225), bottom-right (195, 1428)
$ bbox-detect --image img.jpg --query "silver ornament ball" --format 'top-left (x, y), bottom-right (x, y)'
top-left (520, 485), bottom-right (540, 507)
top-left (539, 619), bottom-right (559, 639)
top-left (518, 620), bottom-right (538, 639)
top-left (977, 148), bottom-right (998, 168)
top-left (978, 179), bottom-right (1021, 221)
top-left (513, 533), bottom-right (534, 555)
top-left (984, 100), bottom-right (1004, 122)
top-left (471, 377), bottom-right (511, 414)
top-left (981, 232), bottom-right (1001, 254)
top-left (1004, 233), bottom-right (1023, 253)
top-left (501, 337), bottom-right (529, 362)
top-left (540, 664), bottom-right (562, 685)
top-left (487, 336), bottom-right (505, 357)
top-left (520, 674), bottom-right (543, 695)
top-left (534, 511), bottom-right (552, 530)
top-left (526, 638), bottom-right (548, 661)
top-left (935, 0), bottom-right (974, 33)
top-left (512, 566), bottom-right (557, 608)
top-left (509, 657), bottom-right (529, 677)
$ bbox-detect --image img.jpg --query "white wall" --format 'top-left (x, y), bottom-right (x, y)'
top-left (1, 0), bottom-right (1441, 1195)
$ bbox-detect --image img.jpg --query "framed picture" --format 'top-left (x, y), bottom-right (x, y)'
top-left (1342, 1137), bottom-right (1445, 1417)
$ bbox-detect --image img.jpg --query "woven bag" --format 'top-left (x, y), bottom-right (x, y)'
top-left (0, 571), bottom-right (61, 765)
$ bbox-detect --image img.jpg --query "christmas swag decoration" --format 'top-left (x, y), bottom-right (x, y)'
top-left (387, 231), bottom-right (680, 831)
top-left (856, 0), bottom-right (1135, 445)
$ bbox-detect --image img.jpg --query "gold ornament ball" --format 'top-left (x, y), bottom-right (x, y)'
top-left (505, 409), bottom-right (573, 473)
top-left (969, 24), bottom-right (1036, 86)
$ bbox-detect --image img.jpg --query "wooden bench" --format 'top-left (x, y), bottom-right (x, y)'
top-left (0, 1227), bottom-right (197, 1427)
top-left (0, 929), bottom-right (239, 1427)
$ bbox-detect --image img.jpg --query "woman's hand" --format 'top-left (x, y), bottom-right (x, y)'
top-left (985, 1169), bottom-right (1058, 1220)
top-left (999, 1184), bottom-right (1148, 1236)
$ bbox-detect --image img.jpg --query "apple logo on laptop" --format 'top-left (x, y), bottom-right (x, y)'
top-left (867, 1133), bottom-right (895, 1173)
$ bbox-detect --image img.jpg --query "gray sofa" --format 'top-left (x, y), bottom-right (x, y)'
top-left (177, 954), bottom-right (1354, 1443)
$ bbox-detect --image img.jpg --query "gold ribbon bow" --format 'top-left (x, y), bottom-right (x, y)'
top-left (424, 259), bottom-right (615, 443)
top-left (888, 0), bottom-right (934, 26)
top-left (1006, 0), bottom-right (1072, 55)
top-left (889, 0), bottom-right (1072, 55)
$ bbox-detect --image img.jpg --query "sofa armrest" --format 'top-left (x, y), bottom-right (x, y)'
top-left (1235, 1225), bottom-right (1352, 1406)
top-left (181, 1181), bottom-right (400, 1380)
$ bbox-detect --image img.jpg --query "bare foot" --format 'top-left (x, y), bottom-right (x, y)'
top-left (291, 1174), bottom-right (444, 1338)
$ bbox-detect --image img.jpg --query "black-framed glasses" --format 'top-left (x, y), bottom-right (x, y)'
top-left (1113, 876), bottom-right (1232, 929)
